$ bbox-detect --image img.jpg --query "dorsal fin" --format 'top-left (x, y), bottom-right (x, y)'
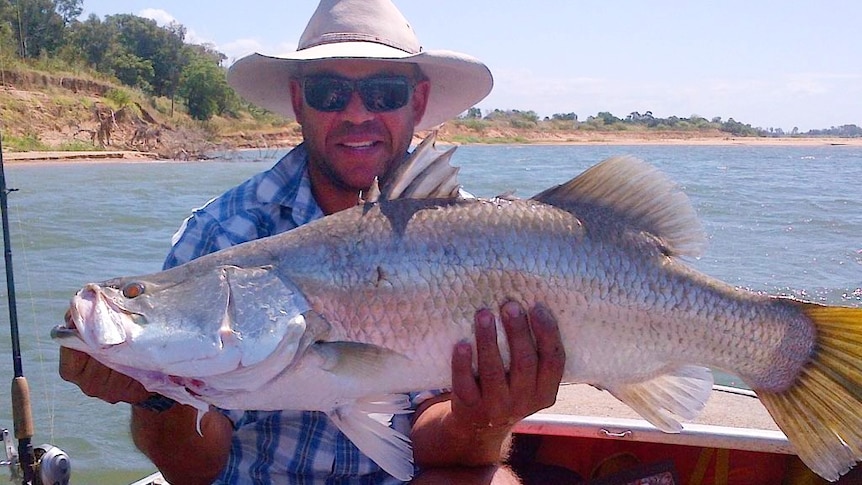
top-left (532, 156), bottom-right (706, 258)
top-left (368, 131), bottom-right (461, 202)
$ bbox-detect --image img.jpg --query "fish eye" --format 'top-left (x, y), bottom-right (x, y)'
top-left (122, 282), bottom-right (146, 298)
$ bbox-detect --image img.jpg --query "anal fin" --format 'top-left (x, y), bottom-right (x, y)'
top-left (607, 365), bottom-right (713, 432)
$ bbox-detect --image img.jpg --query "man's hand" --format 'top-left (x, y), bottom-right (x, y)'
top-left (58, 308), bottom-right (151, 405)
top-left (57, 312), bottom-right (232, 484)
top-left (451, 301), bottom-right (565, 432)
top-left (59, 347), bottom-right (152, 404)
top-left (411, 301), bottom-right (565, 469)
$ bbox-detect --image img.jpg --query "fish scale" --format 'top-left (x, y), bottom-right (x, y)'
top-left (246, 186), bottom-right (811, 409)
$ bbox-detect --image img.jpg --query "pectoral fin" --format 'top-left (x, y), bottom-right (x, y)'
top-left (312, 341), bottom-right (410, 376)
top-left (607, 365), bottom-right (713, 432)
top-left (311, 342), bottom-right (416, 479)
top-left (328, 394), bottom-right (415, 481)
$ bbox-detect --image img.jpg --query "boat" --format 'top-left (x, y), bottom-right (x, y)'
top-left (508, 384), bottom-right (862, 484)
top-left (128, 384), bottom-right (862, 484)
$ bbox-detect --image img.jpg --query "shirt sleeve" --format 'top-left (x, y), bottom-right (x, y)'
top-left (163, 209), bottom-right (237, 269)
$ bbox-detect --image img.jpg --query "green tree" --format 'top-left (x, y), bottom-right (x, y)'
top-left (185, 41), bottom-right (227, 65)
top-left (596, 111), bottom-right (621, 125)
top-left (0, 1), bottom-right (16, 59)
top-left (110, 50), bottom-right (154, 92)
top-left (54, 0), bottom-right (81, 24)
top-left (178, 54), bottom-right (236, 120)
top-left (91, 14), bottom-right (186, 96)
top-left (464, 107), bottom-right (482, 119)
top-left (65, 13), bottom-right (118, 71)
top-left (688, 114), bottom-right (709, 128)
top-left (720, 118), bottom-right (758, 136)
top-left (12, 0), bottom-right (67, 58)
top-left (552, 112), bottom-right (577, 121)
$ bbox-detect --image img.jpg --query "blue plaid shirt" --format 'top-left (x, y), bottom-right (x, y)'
top-left (164, 144), bottom-right (411, 484)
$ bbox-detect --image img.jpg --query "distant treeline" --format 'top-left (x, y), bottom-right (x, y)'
top-left (1, 1), bottom-right (858, 136)
top-left (461, 109), bottom-right (862, 138)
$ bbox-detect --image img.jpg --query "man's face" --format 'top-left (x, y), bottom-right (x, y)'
top-left (290, 59), bottom-right (430, 199)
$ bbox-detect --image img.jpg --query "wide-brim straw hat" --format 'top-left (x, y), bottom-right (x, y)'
top-left (227, 0), bottom-right (493, 130)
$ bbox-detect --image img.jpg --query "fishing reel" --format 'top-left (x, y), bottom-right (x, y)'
top-left (1, 429), bottom-right (70, 485)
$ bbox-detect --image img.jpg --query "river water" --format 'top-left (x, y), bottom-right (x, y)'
top-left (0, 143), bottom-right (859, 482)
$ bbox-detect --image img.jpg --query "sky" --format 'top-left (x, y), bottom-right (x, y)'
top-left (78, 1), bottom-right (862, 132)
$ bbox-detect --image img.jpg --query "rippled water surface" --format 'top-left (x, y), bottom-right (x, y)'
top-left (0, 144), bottom-right (859, 480)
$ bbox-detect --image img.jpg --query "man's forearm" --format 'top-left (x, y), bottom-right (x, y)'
top-left (411, 396), bottom-right (513, 468)
top-left (132, 404), bottom-right (232, 485)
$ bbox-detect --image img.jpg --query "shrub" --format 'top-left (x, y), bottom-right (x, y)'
top-left (104, 88), bottom-right (133, 108)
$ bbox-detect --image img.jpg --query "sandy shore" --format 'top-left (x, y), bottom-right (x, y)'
top-left (2, 135), bottom-right (859, 163)
top-left (531, 135), bottom-right (862, 147)
top-left (2, 150), bottom-right (161, 163)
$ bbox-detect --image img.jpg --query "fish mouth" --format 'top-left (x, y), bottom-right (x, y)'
top-left (50, 324), bottom-right (79, 339)
top-left (55, 283), bottom-right (137, 348)
top-left (51, 303), bottom-right (83, 340)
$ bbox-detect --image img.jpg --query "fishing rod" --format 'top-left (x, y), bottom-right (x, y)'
top-left (0, 135), bottom-right (35, 484)
top-left (0, 138), bottom-right (70, 484)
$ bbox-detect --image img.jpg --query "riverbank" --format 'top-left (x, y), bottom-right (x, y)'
top-left (524, 134), bottom-right (862, 147)
top-left (3, 68), bottom-right (860, 162)
top-left (2, 150), bottom-right (161, 162)
top-left (4, 132), bottom-right (860, 163)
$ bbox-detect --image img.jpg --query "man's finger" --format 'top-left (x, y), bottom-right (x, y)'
top-left (530, 304), bottom-right (566, 407)
top-left (500, 301), bottom-right (538, 395)
top-left (58, 347), bottom-right (89, 382)
top-left (451, 341), bottom-right (481, 407)
top-left (473, 308), bottom-right (507, 399)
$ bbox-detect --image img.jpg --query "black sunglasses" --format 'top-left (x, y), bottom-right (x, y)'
top-left (302, 75), bottom-right (414, 113)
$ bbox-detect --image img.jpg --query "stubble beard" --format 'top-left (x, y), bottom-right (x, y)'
top-left (304, 122), bottom-right (413, 193)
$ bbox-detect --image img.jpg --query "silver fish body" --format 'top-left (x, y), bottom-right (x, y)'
top-left (220, 195), bottom-right (812, 398)
top-left (54, 149), bottom-right (862, 481)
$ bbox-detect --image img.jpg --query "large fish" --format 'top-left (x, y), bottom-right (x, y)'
top-left (53, 136), bottom-right (861, 481)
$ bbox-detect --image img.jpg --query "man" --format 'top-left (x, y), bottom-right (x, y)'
top-left (59, 1), bottom-right (566, 483)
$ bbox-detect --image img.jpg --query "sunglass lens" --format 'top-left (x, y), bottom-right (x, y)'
top-left (304, 76), bottom-right (412, 112)
top-left (304, 78), bottom-right (352, 112)
top-left (359, 78), bottom-right (411, 112)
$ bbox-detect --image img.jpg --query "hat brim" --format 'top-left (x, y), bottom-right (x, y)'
top-left (227, 42), bottom-right (493, 131)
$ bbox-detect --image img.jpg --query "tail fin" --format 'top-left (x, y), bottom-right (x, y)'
top-left (757, 304), bottom-right (861, 481)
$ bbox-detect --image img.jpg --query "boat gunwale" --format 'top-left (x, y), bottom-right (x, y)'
top-left (513, 412), bottom-right (794, 455)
